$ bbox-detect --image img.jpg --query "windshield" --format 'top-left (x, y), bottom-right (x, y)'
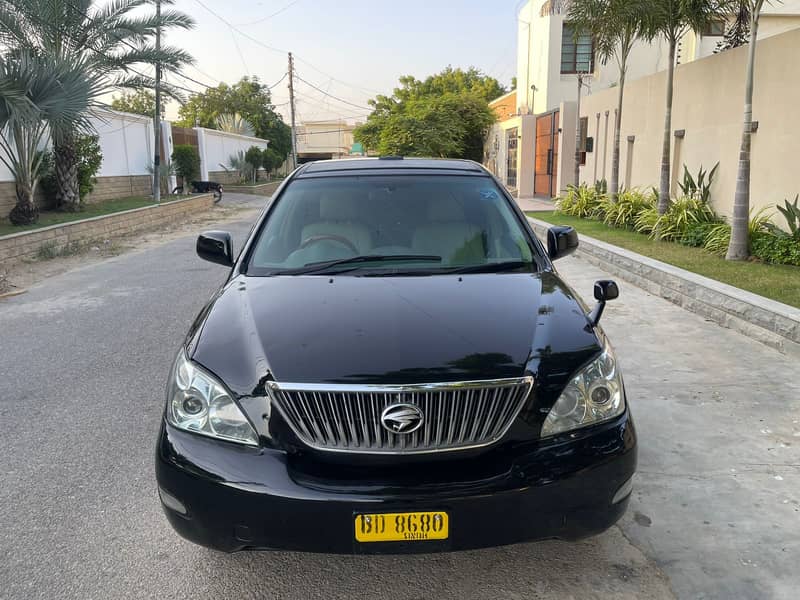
top-left (246, 174), bottom-right (537, 276)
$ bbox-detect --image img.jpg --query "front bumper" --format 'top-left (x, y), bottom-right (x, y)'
top-left (155, 412), bottom-right (637, 553)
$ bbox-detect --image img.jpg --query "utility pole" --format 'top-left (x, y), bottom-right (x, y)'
top-left (574, 73), bottom-right (585, 188)
top-left (288, 52), bottom-right (298, 170)
top-left (153, 0), bottom-right (162, 203)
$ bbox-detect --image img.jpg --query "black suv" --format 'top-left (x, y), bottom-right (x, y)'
top-left (155, 158), bottom-right (636, 553)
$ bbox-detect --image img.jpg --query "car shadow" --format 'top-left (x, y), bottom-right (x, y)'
top-left (194, 526), bottom-right (673, 599)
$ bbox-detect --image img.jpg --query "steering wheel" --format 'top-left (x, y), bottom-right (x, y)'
top-left (299, 234), bottom-right (359, 254)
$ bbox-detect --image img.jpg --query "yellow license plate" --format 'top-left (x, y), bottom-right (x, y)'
top-left (354, 511), bottom-right (449, 543)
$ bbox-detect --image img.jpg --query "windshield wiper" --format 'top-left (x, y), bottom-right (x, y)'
top-left (277, 255), bottom-right (442, 275)
top-left (443, 260), bottom-right (534, 274)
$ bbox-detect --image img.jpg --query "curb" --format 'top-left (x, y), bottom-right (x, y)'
top-left (528, 216), bottom-right (800, 357)
top-left (0, 193), bottom-right (215, 269)
top-left (0, 288), bottom-right (27, 300)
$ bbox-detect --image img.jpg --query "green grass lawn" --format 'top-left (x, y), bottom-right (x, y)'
top-left (0, 195), bottom-right (188, 237)
top-left (226, 179), bottom-right (283, 187)
top-left (528, 211), bottom-right (800, 309)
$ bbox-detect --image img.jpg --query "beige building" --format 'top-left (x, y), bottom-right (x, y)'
top-left (487, 0), bottom-right (800, 202)
top-left (580, 26), bottom-right (800, 221)
top-left (296, 120), bottom-right (363, 162)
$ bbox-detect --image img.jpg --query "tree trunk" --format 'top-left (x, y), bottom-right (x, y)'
top-left (9, 181), bottom-right (39, 225)
top-left (609, 66), bottom-right (626, 202)
top-left (727, 5), bottom-right (762, 261)
top-left (55, 132), bottom-right (80, 211)
top-left (657, 38), bottom-right (677, 215)
top-left (574, 75), bottom-right (583, 188)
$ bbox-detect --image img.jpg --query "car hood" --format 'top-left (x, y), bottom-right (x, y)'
top-left (189, 272), bottom-right (601, 397)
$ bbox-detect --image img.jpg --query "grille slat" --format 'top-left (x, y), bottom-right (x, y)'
top-left (269, 377), bottom-right (533, 455)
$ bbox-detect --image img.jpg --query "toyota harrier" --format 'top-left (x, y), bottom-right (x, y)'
top-left (155, 157), bottom-right (637, 553)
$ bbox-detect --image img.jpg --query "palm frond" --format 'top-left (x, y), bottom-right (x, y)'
top-left (113, 74), bottom-right (187, 103)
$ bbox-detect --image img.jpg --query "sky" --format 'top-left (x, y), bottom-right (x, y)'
top-left (160, 0), bottom-right (522, 124)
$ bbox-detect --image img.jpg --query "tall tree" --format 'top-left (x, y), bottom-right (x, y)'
top-left (175, 77), bottom-right (292, 161)
top-left (568, 0), bottom-right (648, 200)
top-left (0, 0), bottom-right (195, 215)
top-left (0, 52), bottom-right (98, 223)
top-left (643, 0), bottom-right (727, 216)
top-left (716, 4), bottom-right (752, 52)
top-left (354, 67), bottom-right (503, 161)
top-left (726, 0), bottom-right (774, 260)
top-left (111, 89), bottom-right (159, 117)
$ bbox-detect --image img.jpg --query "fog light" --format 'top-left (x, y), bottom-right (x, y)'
top-left (612, 476), bottom-right (634, 504)
top-left (159, 487), bottom-right (188, 515)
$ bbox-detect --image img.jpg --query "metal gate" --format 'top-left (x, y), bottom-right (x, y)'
top-left (535, 110), bottom-right (560, 198)
top-left (506, 128), bottom-right (518, 189)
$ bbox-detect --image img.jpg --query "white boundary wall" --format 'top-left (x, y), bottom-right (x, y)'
top-left (195, 128), bottom-right (269, 180)
top-left (0, 109), bottom-right (154, 183)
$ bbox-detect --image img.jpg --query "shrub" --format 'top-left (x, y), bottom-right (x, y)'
top-left (703, 207), bottom-right (773, 256)
top-left (679, 222), bottom-right (718, 247)
top-left (768, 194), bottom-right (800, 240)
top-left (555, 184), bottom-right (603, 219)
top-left (261, 147), bottom-right (283, 177)
top-left (594, 179), bottom-right (607, 195)
top-left (642, 197), bottom-right (718, 242)
top-left (751, 233), bottom-right (800, 266)
top-left (245, 146), bottom-right (263, 182)
top-left (39, 134), bottom-right (103, 205)
top-left (171, 145), bottom-right (200, 185)
top-left (678, 162), bottom-right (719, 204)
top-left (601, 188), bottom-right (656, 229)
top-left (634, 206), bottom-right (659, 235)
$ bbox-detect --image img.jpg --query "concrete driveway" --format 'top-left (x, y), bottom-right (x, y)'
top-left (1, 195), bottom-right (797, 599)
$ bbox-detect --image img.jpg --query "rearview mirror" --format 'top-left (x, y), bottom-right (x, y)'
top-left (588, 280), bottom-right (619, 327)
top-left (547, 226), bottom-right (579, 261)
top-left (197, 231), bottom-right (233, 266)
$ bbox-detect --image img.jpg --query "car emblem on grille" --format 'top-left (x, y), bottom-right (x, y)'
top-left (381, 403), bottom-right (424, 434)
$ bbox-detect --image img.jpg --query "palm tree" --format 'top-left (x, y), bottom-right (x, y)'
top-left (726, 0), bottom-right (771, 260)
top-left (0, 52), bottom-right (99, 223)
top-left (644, 0), bottom-right (728, 216)
top-left (568, 0), bottom-right (648, 201)
top-left (0, 0), bottom-right (194, 212)
top-left (216, 113), bottom-right (256, 137)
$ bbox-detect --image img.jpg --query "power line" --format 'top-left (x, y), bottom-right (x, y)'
top-left (189, 0), bottom-right (382, 99)
top-left (230, 29), bottom-right (250, 75)
top-left (297, 128), bottom-right (364, 136)
top-left (232, 0), bottom-right (302, 26)
top-left (268, 73), bottom-right (287, 89)
top-left (293, 90), bottom-right (369, 120)
top-left (294, 74), bottom-right (371, 111)
top-left (191, 0), bottom-right (288, 54)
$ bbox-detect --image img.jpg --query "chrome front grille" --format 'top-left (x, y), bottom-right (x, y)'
top-left (267, 377), bottom-right (534, 454)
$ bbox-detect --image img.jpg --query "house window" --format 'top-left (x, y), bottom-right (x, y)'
top-left (703, 20), bottom-right (726, 36)
top-left (561, 24), bottom-right (594, 74)
top-left (578, 117), bottom-right (588, 166)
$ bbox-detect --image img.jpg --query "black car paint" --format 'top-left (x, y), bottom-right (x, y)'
top-left (158, 158), bottom-right (637, 552)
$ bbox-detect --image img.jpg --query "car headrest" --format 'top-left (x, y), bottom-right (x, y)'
top-left (319, 191), bottom-right (361, 221)
top-left (428, 197), bottom-right (467, 222)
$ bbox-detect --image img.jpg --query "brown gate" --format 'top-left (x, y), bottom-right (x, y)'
top-left (534, 110), bottom-right (560, 198)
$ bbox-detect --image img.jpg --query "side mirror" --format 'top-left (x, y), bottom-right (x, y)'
top-left (197, 231), bottom-right (233, 266)
top-left (547, 226), bottom-right (579, 261)
top-left (588, 280), bottom-right (619, 327)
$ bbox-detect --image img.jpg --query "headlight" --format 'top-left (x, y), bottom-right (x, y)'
top-left (166, 349), bottom-right (259, 446)
top-left (541, 346), bottom-right (625, 437)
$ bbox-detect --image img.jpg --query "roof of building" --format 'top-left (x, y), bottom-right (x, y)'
top-left (297, 157), bottom-right (485, 176)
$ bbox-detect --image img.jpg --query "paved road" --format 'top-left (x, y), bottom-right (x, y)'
top-left (1, 194), bottom-right (797, 599)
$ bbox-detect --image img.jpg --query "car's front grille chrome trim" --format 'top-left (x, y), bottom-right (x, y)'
top-left (267, 377), bottom-right (534, 454)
